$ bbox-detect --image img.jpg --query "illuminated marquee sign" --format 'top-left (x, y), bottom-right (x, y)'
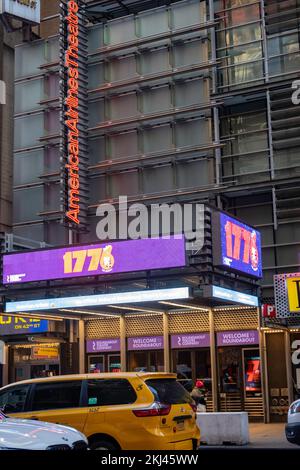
top-left (212, 286), bottom-right (259, 307)
top-left (5, 287), bottom-right (190, 313)
top-left (0, 0), bottom-right (40, 24)
top-left (60, 0), bottom-right (88, 228)
top-left (213, 212), bottom-right (262, 279)
top-left (0, 316), bottom-right (48, 336)
top-left (3, 237), bottom-right (186, 285)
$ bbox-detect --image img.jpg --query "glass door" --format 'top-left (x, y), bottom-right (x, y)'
top-left (108, 354), bottom-right (121, 373)
top-left (242, 348), bottom-right (262, 398)
top-left (88, 355), bottom-right (105, 373)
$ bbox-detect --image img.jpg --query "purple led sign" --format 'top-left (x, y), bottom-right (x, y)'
top-left (127, 336), bottom-right (164, 351)
top-left (217, 330), bottom-right (259, 347)
top-left (171, 333), bottom-right (210, 349)
top-left (3, 237), bottom-right (186, 285)
top-left (86, 339), bottom-right (120, 353)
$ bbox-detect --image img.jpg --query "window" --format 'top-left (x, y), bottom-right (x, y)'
top-left (0, 385), bottom-right (30, 413)
top-left (139, 8), bottom-right (169, 37)
top-left (173, 40), bottom-right (207, 68)
top-left (15, 79), bottom-right (44, 114)
top-left (13, 187), bottom-right (44, 224)
top-left (171, 0), bottom-right (204, 29)
top-left (14, 114), bottom-right (44, 150)
top-left (87, 379), bottom-right (137, 406)
top-left (14, 150), bottom-right (44, 186)
top-left (31, 381), bottom-right (82, 411)
top-left (105, 16), bottom-right (136, 46)
top-left (146, 379), bottom-right (193, 405)
top-left (108, 56), bottom-right (137, 83)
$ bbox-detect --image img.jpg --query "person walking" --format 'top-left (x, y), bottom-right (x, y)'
top-left (191, 380), bottom-right (207, 412)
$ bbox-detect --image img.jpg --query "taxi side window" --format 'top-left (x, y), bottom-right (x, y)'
top-left (0, 385), bottom-right (30, 413)
top-left (87, 379), bottom-right (137, 407)
top-left (31, 381), bottom-right (82, 411)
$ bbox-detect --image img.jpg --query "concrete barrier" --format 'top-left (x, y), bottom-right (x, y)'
top-left (197, 412), bottom-right (249, 446)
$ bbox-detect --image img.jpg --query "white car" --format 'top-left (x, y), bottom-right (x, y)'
top-left (0, 411), bottom-right (88, 450)
top-left (286, 399), bottom-right (300, 445)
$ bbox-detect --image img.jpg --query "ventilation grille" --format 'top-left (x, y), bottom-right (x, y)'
top-left (214, 309), bottom-right (258, 331)
top-left (168, 311), bottom-right (209, 333)
top-left (86, 318), bottom-right (120, 339)
top-left (244, 397), bottom-right (264, 418)
top-left (125, 315), bottom-right (164, 337)
top-left (219, 392), bottom-right (242, 412)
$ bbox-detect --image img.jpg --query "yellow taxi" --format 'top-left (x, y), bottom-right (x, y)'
top-left (0, 372), bottom-right (200, 450)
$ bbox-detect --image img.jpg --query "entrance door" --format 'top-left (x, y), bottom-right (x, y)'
top-left (108, 354), bottom-right (121, 373)
top-left (15, 364), bottom-right (31, 382)
top-left (173, 350), bottom-right (193, 387)
top-left (88, 355), bottom-right (105, 373)
top-left (128, 351), bottom-right (164, 372)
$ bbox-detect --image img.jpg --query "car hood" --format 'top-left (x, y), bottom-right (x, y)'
top-left (0, 417), bottom-right (87, 450)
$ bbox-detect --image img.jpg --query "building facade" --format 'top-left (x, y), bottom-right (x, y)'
top-left (4, 0), bottom-right (300, 421)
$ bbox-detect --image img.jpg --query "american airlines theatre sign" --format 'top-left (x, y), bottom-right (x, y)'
top-left (60, 0), bottom-right (88, 229)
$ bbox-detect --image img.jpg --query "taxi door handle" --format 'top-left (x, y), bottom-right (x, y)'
top-left (29, 416), bottom-right (40, 420)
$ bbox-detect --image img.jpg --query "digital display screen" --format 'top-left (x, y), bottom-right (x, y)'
top-left (5, 287), bottom-right (190, 313)
top-left (0, 316), bottom-right (48, 336)
top-left (3, 237), bottom-right (186, 285)
top-left (213, 212), bottom-right (262, 279)
top-left (245, 356), bottom-right (262, 396)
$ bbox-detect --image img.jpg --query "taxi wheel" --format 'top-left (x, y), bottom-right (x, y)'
top-left (90, 439), bottom-right (119, 451)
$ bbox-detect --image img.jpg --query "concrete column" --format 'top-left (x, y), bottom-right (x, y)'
top-left (120, 316), bottom-right (127, 372)
top-left (163, 313), bottom-right (170, 373)
top-left (259, 324), bottom-right (270, 423)
top-left (209, 309), bottom-right (218, 412)
top-left (3, 345), bottom-right (9, 386)
top-left (285, 330), bottom-right (294, 405)
top-left (78, 320), bottom-right (85, 374)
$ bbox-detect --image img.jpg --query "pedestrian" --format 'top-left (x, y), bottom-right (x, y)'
top-left (191, 379), bottom-right (207, 412)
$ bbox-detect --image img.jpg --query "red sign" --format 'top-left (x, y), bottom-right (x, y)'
top-left (262, 304), bottom-right (276, 318)
top-left (65, 0), bottom-right (80, 225)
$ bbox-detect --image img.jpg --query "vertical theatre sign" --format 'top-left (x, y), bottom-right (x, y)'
top-left (60, 0), bottom-right (88, 230)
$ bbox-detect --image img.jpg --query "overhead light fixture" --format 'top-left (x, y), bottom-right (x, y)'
top-left (159, 301), bottom-right (208, 312)
top-left (7, 312), bottom-right (67, 322)
top-left (108, 305), bottom-right (164, 314)
top-left (5, 287), bottom-right (190, 313)
top-left (60, 309), bottom-right (121, 318)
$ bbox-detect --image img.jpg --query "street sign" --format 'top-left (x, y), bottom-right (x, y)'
top-left (262, 304), bottom-right (277, 318)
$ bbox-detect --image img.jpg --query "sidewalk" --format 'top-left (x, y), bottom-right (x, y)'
top-left (248, 423), bottom-right (296, 448)
top-left (200, 423), bottom-right (297, 449)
